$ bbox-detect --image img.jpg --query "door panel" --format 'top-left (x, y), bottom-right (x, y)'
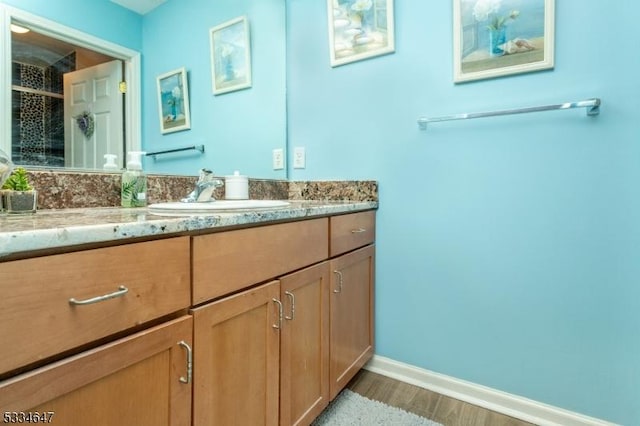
top-left (329, 245), bottom-right (375, 399)
top-left (64, 59), bottom-right (123, 168)
top-left (280, 262), bottom-right (330, 426)
top-left (192, 281), bottom-right (280, 426)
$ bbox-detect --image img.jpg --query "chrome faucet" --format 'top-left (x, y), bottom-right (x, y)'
top-left (181, 168), bottom-right (224, 203)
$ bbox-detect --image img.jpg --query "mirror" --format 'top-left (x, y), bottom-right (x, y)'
top-left (1, 3), bottom-right (142, 171)
top-left (11, 26), bottom-right (124, 168)
top-left (1, 0), bottom-right (287, 179)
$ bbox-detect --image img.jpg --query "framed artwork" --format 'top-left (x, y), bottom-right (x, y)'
top-left (453, 0), bottom-right (554, 83)
top-left (210, 16), bottom-right (252, 95)
top-left (327, 0), bottom-right (395, 67)
top-left (156, 67), bottom-right (191, 134)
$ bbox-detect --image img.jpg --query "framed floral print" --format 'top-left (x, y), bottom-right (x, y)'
top-left (453, 0), bottom-right (555, 83)
top-left (156, 67), bottom-right (191, 134)
top-left (327, 0), bottom-right (395, 67)
top-left (210, 16), bottom-right (252, 95)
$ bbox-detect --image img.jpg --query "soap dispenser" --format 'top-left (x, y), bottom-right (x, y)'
top-left (103, 154), bottom-right (119, 171)
top-left (121, 151), bottom-right (147, 207)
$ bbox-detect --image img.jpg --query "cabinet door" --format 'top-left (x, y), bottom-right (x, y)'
top-left (329, 245), bottom-right (375, 400)
top-left (192, 281), bottom-right (281, 426)
top-left (279, 262), bottom-right (330, 426)
top-left (0, 316), bottom-right (193, 426)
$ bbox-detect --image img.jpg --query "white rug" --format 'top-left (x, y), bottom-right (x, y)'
top-left (312, 389), bottom-right (443, 426)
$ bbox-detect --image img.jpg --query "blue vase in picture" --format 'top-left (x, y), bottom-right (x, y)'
top-left (224, 60), bottom-right (234, 81)
top-left (489, 27), bottom-right (506, 56)
top-left (359, 12), bottom-right (368, 30)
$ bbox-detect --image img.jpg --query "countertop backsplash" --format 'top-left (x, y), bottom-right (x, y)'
top-left (288, 180), bottom-right (378, 202)
top-left (25, 170), bottom-right (377, 209)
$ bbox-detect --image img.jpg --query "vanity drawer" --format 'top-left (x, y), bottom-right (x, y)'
top-left (330, 211), bottom-right (375, 257)
top-left (0, 237), bottom-right (191, 375)
top-left (192, 218), bottom-right (329, 304)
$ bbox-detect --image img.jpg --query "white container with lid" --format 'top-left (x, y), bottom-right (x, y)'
top-left (225, 171), bottom-right (249, 200)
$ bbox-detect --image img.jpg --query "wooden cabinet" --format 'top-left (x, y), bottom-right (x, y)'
top-left (328, 209), bottom-right (376, 400)
top-left (192, 219), bottom-right (328, 304)
top-left (191, 218), bottom-right (332, 426)
top-left (191, 281), bottom-right (281, 426)
top-left (0, 316), bottom-right (193, 426)
top-left (191, 263), bottom-right (331, 426)
top-left (1, 209), bottom-right (375, 426)
top-left (329, 245), bottom-right (375, 400)
top-left (279, 262), bottom-right (330, 426)
top-left (190, 212), bottom-right (375, 425)
top-left (0, 237), bottom-right (191, 375)
top-left (330, 210), bottom-right (375, 257)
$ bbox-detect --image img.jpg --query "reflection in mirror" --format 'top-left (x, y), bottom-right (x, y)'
top-left (2, 1), bottom-right (287, 179)
top-left (141, 0), bottom-right (287, 179)
top-left (1, 6), bottom-right (141, 171)
top-left (11, 25), bottom-right (120, 168)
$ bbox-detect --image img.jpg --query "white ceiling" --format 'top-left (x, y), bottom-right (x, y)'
top-left (110, 0), bottom-right (167, 15)
top-left (12, 0), bottom-right (168, 67)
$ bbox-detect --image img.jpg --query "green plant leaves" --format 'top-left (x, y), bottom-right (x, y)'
top-left (1, 167), bottom-right (33, 191)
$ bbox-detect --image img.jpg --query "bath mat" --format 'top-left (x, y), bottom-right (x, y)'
top-left (312, 389), bottom-right (443, 426)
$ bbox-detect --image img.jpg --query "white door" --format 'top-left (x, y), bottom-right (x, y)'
top-left (64, 60), bottom-right (123, 169)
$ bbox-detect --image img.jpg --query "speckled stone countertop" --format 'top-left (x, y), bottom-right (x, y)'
top-left (0, 200), bottom-right (377, 260)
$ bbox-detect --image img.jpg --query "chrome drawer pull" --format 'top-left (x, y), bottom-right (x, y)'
top-left (284, 291), bottom-right (295, 321)
top-left (178, 341), bottom-right (193, 384)
top-left (69, 285), bottom-right (128, 306)
top-left (351, 228), bottom-right (366, 233)
top-left (333, 270), bottom-right (344, 294)
top-left (272, 298), bottom-right (284, 329)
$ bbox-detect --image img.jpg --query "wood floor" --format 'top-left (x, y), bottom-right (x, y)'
top-left (347, 370), bottom-right (538, 426)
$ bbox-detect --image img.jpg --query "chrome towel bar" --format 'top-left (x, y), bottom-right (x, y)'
top-left (417, 98), bottom-right (601, 130)
top-left (146, 144), bottom-right (205, 158)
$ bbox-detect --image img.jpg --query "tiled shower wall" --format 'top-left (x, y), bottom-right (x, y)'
top-left (11, 52), bottom-right (75, 167)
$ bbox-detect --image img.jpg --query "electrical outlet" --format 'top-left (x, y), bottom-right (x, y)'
top-left (272, 148), bottom-right (284, 170)
top-left (293, 147), bottom-right (306, 169)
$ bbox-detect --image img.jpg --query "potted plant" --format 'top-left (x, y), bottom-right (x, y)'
top-left (2, 167), bottom-right (37, 214)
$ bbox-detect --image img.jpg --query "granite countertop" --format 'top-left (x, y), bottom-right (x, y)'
top-left (0, 200), bottom-right (378, 260)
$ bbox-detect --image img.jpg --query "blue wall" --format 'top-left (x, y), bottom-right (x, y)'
top-left (141, 0), bottom-right (286, 178)
top-left (288, 1), bottom-right (639, 425)
top-left (0, 0), bottom-right (141, 50)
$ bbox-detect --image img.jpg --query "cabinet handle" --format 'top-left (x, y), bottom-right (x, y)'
top-left (351, 228), bottom-right (366, 233)
top-left (284, 291), bottom-right (295, 321)
top-left (178, 341), bottom-right (193, 384)
top-left (272, 298), bottom-right (284, 329)
top-left (69, 285), bottom-right (128, 306)
top-left (333, 270), bottom-right (344, 294)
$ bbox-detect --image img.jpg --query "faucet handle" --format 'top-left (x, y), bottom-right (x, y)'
top-left (197, 168), bottom-right (214, 183)
top-left (195, 178), bottom-right (224, 202)
top-left (181, 169), bottom-right (222, 203)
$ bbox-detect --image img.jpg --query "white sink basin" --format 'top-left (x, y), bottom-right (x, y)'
top-left (148, 200), bottom-right (290, 215)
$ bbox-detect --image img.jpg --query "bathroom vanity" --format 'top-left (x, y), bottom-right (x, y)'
top-left (0, 201), bottom-right (376, 426)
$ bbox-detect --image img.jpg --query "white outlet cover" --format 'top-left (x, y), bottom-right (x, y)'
top-left (272, 148), bottom-right (284, 170)
top-left (293, 147), bottom-right (305, 169)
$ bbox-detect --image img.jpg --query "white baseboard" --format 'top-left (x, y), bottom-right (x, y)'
top-left (364, 355), bottom-right (618, 426)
